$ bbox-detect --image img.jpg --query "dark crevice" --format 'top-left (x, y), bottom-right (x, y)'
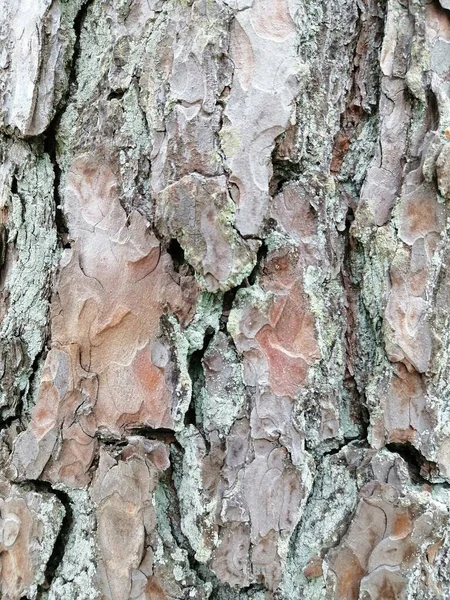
top-left (210, 583), bottom-right (267, 600)
top-left (316, 429), bottom-right (369, 464)
top-left (10, 173), bottom-right (18, 195)
top-left (185, 326), bottom-right (215, 428)
top-left (20, 480), bottom-right (74, 598)
top-left (127, 426), bottom-right (177, 445)
top-left (185, 552), bottom-right (215, 592)
top-left (386, 442), bottom-right (442, 485)
top-left (165, 447), bottom-right (263, 597)
top-left (44, 127), bottom-right (67, 244)
top-left (341, 203), bottom-right (371, 445)
top-left (42, 1), bottom-right (95, 248)
top-left (0, 391), bottom-right (23, 432)
top-left (214, 17), bottom-right (233, 170)
top-left (23, 343), bottom-right (49, 419)
top-left (430, 0), bottom-right (450, 20)
top-left (320, 435), bottom-right (369, 459)
top-left (167, 238), bottom-right (185, 273)
top-left (285, 446), bottom-right (360, 574)
top-left (330, 0), bottom-right (385, 190)
top-left (0, 337), bottom-right (25, 424)
top-left (157, 457), bottom-right (218, 591)
top-left (219, 240), bottom-right (267, 333)
top-left (427, 87), bottom-right (440, 132)
top-left (268, 111), bottom-right (302, 197)
top-left (107, 89), bottom-right (126, 101)
top-left (0, 337), bottom-right (48, 431)
top-left (248, 241), bottom-right (268, 285)
top-left (269, 153), bottom-right (302, 197)
top-left (68, 0), bottom-right (95, 98)
top-left (96, 423), bottom-right (182, 453)
top-left (157, 463), bottom-right (185, 544)
top-left (181, 240), bottom-right (269, 432)
top-left (46, 0), bottom-right (93, 121)
top-left (355, 402), bottom-right (370, 442)
top-left (0, 223), bottom-right (6, 277)
top-left (184, 395), bottom-right (197, 427)
top-left (0, 175), bottom-right (16, 285)
top-left (220, 288), bottom-right (238, 332)
top-left (0, 417), bottom-right (20, 441)
top-left (321, 446), bottom-right (342, 457)
top-left (95, 433), bottom-right (128, 448)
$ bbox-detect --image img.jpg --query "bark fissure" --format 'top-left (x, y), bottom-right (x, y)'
top-left (34, 484), bottom-right (73, 599)
top-left (2, 0), bottom-right (450, 598)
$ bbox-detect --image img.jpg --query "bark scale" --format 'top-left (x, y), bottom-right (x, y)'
top-left (1, 0), bottom-right (450, 599)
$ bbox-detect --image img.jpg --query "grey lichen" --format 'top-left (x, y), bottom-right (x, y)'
top-left (0, 140), bottom-right (58, 418)
top-left (47, 489), bottom-right (99, 600)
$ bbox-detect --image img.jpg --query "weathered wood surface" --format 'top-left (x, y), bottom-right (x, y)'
top-left (1, 0), bottom-right (450, 598)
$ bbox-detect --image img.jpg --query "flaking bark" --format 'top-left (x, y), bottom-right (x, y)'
top-left (1, 1), bottom-right (450, 599)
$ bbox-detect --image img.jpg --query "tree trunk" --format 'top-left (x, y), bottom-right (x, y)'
top-left (1, 0), bottom-right (450, 598)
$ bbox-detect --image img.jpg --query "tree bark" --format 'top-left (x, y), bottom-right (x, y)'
top-left (1, 0), bottom-right (450, 598)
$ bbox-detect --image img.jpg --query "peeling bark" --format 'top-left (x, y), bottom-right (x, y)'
top-left (2, 0), bottom-right (450, 599)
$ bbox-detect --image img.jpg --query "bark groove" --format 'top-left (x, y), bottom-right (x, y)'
top-left (1, 0), bottom-right (450, 599)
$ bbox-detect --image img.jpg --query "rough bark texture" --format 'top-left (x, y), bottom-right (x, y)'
top-left (1, 0), bottom-right (450, 599)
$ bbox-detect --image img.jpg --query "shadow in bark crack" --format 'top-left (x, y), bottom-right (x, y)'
top-left (219, 240), bottom-right (267, 333)
top-left (167, 238), bottom-right (186, 273)
top-left (386, 442), bottom-right (441, 484)
top-left (19, 481), bottom-right (74, 598)
top-left (107, 89), bottom-right (126, 101)
top-left (128, 426), bottom-right (177, 445)
top-left (43, 118), bottom-right (68, 248)
top-left (185, 326), bottom-right (215, 428)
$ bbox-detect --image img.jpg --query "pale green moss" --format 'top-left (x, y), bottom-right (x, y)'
top-left (0, 141), bottom-right (58, 416)
top-left (227, 285), bottom-right (271, 342)
top-left (154, 479), bottom-right (214, 596)
top-left (265, 230), bottom-right (296, 253)
top-left (219, 125), bottom-right (241, 158)
top-left (280, 454), bottom-right (357, 600)
top-left (174, 426), bottom-right (217, 563)
top-left (23, 489), bottom-right (65, 600)
top-left (47, 489), bottom-right (99, 600)
top-left (304, 265), bottom-right (345, 361)
top-left (339, 115), bottom-right (378, 192)
top-left (164, 314), bottom-right (193, 431)
top-left (197, 333), bottom-right (245, 436)
top-left (71, 2), bottom-right (112, 107)
top-left (185, 292), bottom-right (223, 352)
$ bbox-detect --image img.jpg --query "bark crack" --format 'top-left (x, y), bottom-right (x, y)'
top-left (18, 480), bottom-right (74, 599)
